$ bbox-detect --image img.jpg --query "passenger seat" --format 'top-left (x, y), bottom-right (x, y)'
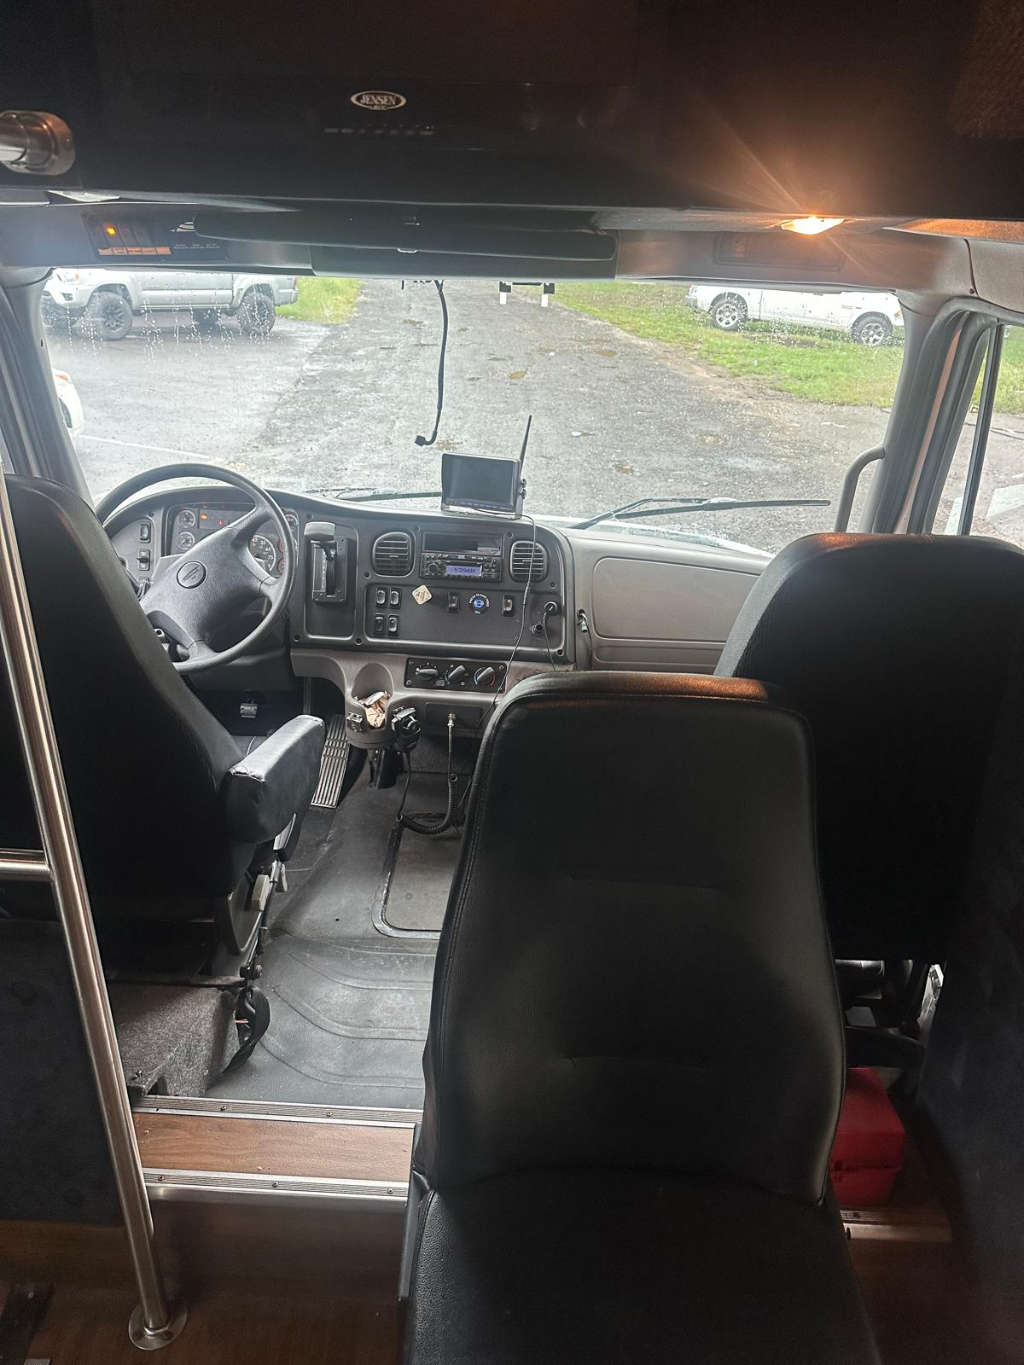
top-left (715, 532), bottom-right (1024, 1053)
top-left (402, 673), bottom-right (879, 1365)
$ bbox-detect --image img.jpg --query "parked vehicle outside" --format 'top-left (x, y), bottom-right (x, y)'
top-left (51, 368), bottom-right (83, 434)
top-left (687, 285), bottom-right (903, 345)
top-left (41, 269), bottom-right (299, 341)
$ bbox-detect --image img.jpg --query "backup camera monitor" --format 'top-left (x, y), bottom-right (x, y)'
top-left (441, 452), bottom-right (522, 517)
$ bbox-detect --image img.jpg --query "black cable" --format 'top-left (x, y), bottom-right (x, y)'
top-left (414, 280), bottom-right (448, 448)
top-left (398, 712), bottom-right (459, 835)
top-left (542, 610), bottom-right (556, 669)
top-left (492, 513), bottom-right (538, 711)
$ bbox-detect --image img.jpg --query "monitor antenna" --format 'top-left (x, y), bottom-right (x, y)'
top-left (519, 414), bottom-right (533, 474)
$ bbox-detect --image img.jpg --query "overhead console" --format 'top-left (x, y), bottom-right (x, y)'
top-left (8, 0), bottom-right (1024, 219)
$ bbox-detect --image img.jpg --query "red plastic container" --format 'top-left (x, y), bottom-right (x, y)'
top-left (830, 1068), bottom-right (906, 1207)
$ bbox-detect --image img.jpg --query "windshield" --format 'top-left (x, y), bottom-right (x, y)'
top-left (43, 275), bottom-right (902, 555)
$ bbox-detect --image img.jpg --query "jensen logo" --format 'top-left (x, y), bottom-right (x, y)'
top-left (350, 90), bottom-right (407, 111)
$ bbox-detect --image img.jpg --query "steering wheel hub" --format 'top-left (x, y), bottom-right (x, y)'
top-left (176, 560), bottom-right (207, 588)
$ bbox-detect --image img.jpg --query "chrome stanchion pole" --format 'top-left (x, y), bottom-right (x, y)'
top-left (0, 468), bottom-right (186, 1350)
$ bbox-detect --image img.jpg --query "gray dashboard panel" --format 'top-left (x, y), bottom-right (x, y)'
top-left (567, 530), bottom-right (767, 673)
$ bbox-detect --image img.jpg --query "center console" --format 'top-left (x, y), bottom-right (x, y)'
top-left (293, 505), bottom-right (569, 747)
top-left (338, 519), bottom-right (565, 659)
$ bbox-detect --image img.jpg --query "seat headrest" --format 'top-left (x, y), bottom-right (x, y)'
top-left (717, 531), bottom-right (1024, 681)
top-left (716, 532), bottom-right (1024, 961)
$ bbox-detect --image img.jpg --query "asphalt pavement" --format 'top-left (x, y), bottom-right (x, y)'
top-left (50, 279), bottom-right (908, 553)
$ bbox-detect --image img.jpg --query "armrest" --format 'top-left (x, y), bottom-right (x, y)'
top-left (223, 715), bottom-right (325, 844)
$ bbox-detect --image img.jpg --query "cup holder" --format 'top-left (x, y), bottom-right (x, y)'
top-left (351, 661), bottom-right (395, 701)
top-left (347, 662), bottom-right (396, 748)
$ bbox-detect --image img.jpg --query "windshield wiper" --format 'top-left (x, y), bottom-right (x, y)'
top-left (303, 486), bottom-right (441, 502)
top-left (571, 496), bottom-right (830, 531)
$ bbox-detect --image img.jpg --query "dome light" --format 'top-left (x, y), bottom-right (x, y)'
top-left (779, 216), bottom-right (845, 236)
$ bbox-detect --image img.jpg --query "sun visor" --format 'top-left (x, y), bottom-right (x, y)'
top-left (192, 209), bottom-right (618, 279)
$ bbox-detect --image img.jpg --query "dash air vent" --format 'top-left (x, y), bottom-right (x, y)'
top-left (371, 530), bottom-right (413, 577)
top-left (510, 540), bottom-right (549, 583)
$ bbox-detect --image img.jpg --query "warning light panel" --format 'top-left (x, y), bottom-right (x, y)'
top-left (84, 212), bottom-right (226, 262)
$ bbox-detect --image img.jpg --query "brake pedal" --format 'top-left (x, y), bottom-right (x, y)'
top-left (311, 714), bottom-right (349, 807)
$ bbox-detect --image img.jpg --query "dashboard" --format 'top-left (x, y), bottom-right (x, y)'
top-left (105, 486), bottom-right (766, 730)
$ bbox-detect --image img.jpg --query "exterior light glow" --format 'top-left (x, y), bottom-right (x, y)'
top-left (779, 216), bottom-right (845, 236)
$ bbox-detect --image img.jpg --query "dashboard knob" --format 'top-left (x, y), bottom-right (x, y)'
top-left (473, 666), bottom-right (497, 687)
top-left (414, 665), bottom-right (440, 683)
top-left (446, 664), bottom-right (468, 686)
top-left (468, 593), bottom-right (490, 614)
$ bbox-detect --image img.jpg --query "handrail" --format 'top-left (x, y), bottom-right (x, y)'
top-left (834, 446), bottom-right (885, 533)
top-left (0, 848), bottom-right (49, 880)
top-left (0, 468), bottom-right (186, 1349)
top-left (957, 325), bottom-right (1005, 535)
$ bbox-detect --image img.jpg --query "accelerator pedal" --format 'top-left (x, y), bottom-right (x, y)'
top-left (311, 714), bottom-right (349, 808)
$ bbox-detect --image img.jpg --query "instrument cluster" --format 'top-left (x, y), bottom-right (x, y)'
top-left (170, 504), bottom-right (299, 575)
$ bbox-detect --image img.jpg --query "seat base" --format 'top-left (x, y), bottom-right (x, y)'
top-left (405, 1167), bottom-right (880, 1365)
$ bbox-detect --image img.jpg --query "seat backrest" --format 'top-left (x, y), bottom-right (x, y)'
top-left (716, 532), bottom-right (1024, 962)
top-left (416, 673), bottom-right (843, 1205)
top-left (0, 477), bottom-right (245, 910)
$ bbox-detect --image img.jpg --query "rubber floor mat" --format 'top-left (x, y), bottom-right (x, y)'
top-left (209, 765), bottom-right (447, 1107)
top-left (213, 933), bottom-right (435, 1108)
top-left (382, 818), bottom-right (461, 934)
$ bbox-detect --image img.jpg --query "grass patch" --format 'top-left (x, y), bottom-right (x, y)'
top-left (556, 283), bottom-right (903, 407)
top-left (992, 326), bottom-right (1024, 414)
top-left (558, 282), bottom-right (1024, 415)
top-left (278, 277), bottom-right (361, 324)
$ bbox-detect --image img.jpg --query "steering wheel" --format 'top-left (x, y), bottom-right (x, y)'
top-left (97, 463), bottom-right (296, 675)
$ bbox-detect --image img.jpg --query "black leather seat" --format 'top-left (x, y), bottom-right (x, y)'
top-left (715, 532), bottom-right (1024, 967)
top-left (0, 476), bottom-right (324, 945)
top-left (403, 672), bottom-right (879, 1365)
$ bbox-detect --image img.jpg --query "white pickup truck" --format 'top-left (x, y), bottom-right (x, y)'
top-left (41, 269), bottom-right (299, 340)
top-left (687, 285), bottom-right (904, 345)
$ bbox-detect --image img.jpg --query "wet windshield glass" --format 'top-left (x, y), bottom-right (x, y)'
top-left (44, 275), bottom-right (902, 555)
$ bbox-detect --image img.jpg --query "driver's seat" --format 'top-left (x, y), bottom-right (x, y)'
top-left (0, 476), bottom-right (324, 950)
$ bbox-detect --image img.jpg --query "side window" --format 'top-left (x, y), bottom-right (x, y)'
top-left (935, 324), bottom-right (1024, 545)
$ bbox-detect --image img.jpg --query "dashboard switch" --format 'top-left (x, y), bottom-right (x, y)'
top-left (469, 593), bottom-right (490, 614)
top-left (375, 587), bottom-right (387, 607)
top-left (447, 592), bottom-right (460, 612)
top-left (373, 614), bottom-right (386, 635)
top-left (139, 521), bottom-right (152, 543)
top-left (502, 595), bottom-right (515, 616)
top-left (389, 588), bottom-right (402, 608)
top-left (387, 615), bottom-right (400, 635)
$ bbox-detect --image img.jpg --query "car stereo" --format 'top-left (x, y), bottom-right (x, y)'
top-left (420, 531), bottom-right (502, 582)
